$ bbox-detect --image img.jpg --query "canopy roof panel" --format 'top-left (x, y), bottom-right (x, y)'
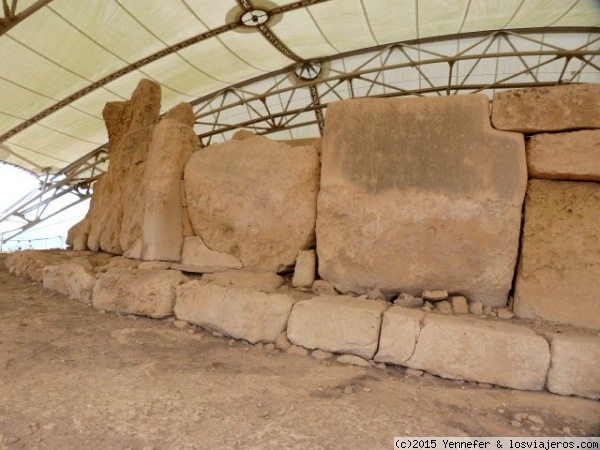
top-left (0, 0), bottom-right (599, 175)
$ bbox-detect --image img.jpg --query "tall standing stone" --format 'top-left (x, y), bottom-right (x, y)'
top-left (317, 95), bottom-right (526, 306)
top-left (141, 105), bottom-right (198, 261)
top-left (514, 179), bottom-right (600, 330)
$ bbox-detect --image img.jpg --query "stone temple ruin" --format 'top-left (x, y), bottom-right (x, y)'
top-left (5, 80), bottom-right (599, 400)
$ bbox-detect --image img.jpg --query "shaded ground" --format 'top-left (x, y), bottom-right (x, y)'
top-left (0, 255), bottom-right (598, 450)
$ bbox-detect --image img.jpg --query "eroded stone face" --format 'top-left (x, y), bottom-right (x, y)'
top-left (492, 84), bottom-right (600, 133)
top-left (405, 314), bottom-right (550, 391)
top-left (514, 180), bottom-right (600, 330)
top-left (526, 130), bottom-right (600, 181)
top-left (317, 95), bottom-right (526, 306)
top-left (184, 135), bottom-right (320, 272)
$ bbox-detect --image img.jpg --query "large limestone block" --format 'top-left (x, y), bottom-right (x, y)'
top-left (202, 271), bottom-right (284, 292)
top-left (6, 250), bottom-right (69, 281)
top-left (92, 269), bottom-right (185, 318)
top-left (70, 79), bottom-right (161, 255)
top-left (514, 180), bottom-right (600, 330)
top-left (141, 118), bottom-right (198, 261)
top-left (184, 135), bottom-right (320, 272)
top-left (180, 236), bottom-right (242, 272)
top-left (174, 283), bottom-right (296, 343)
top-left (374, 307), bottom-right (425, 365)
top-left (317, 95), bottom-right (526, 306)
top-left (405, 315), bottom-right (550, 390)
top-left (547, 334), bottom-right (600, 400)
top-left (286, 296), bottom-right (387, 359)
top-left (492, 84), bottom-right (600, 133)
top-left (43, 263), bottom-right (96, 303)
top-left (526, 130), bottom-right (600, 181)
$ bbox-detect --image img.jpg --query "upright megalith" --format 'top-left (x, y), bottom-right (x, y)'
top-left (141, 103), bottom-right (199, 261)
top-left (514, 180), bottom-right (600, 330)
top-left (316, 95), bottom-right (526, 306)
top-left (69, 79), bottom-right (162, 255)
top-left (184, 135), bottom-right (320, 272)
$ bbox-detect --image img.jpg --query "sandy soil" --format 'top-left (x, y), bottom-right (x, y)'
top-left (0, 255), bottom-right (598, 450)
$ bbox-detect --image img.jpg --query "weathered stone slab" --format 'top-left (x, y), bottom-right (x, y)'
top-left (404, 315), bottom-right (550, 391)
top-left (514, 180), bottom-right (600, 330)
top-left (374, 306), bottom-right (424, 365)
top-left (547, 334), bottom-right (600, 400)
top-left (43, 263), bottom-right (96, 303)
top-left (180, 236), bottom-right (242, 272)
top-left (73, 79), bottom-right (161, 255)
top-left (492, 84), bottom-right (600, 133)
top-left (92, 269), bottom-right (185, 318)
top-left (174, 283), bottom-right (296, 343)
top-left (5, 250), bottom-right (73, 281)
top-left (184, 135), bottom-right (320, 272)
top-left (202, 271), bottom-right (283, 292)
top-left (292, 250), bottom-right (316, 288)
top-left (526, 130), bottom-right (600, 181)
top-left (286, 296), bottom-right (387, 359)
top-left (141, 117), bottom-right (198, 261)
top-left (317, 95), bottom-right (526, 306)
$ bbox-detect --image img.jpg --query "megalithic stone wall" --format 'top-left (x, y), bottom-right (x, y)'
top-left (316, 94), bottom-right (527, 307)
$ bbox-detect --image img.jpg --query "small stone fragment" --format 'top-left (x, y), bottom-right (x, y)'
top-left (483, 305), bottom-right (494, 315)
top-left (469, 301), bottom-right (484, 315)
top-left (512, 413), bottom-right (527, 422)
top-left (530, 425), bottom-right (542, 432)
top-left (405, 368), bottom-right (424, 377)
top-left (562, 427), bottom-right (571, 435)
top-left (255, 342), bottom-right (264, 350)
top-left (336, 354), bottom-right (371, 367)
top-left (287, 345), bottom-right (309, 356)
top-left (343, 386), bottom-right (354, 395)
top-left (422, 301), bottom-right (434, 312)
top-left (478, 382), bottom-right (492, 389)
top-left (275, 331), bottom-right (292, 351)
top-left (312, 279), bottom-right (337, 296)
top-left (395, 293), bottom-right (424, 308)
top-left (422, 290), bottom-right (449, 301)
top-left (528, 415), bottom-right (544, 425)
top-left (497, 308), bottom-right (515, 319)
top-left (451, 296), bottom-right (469, 314)
top-left (264, 343), bottom-right (275, 352)
top-left (510, 420), bottom-right (522, 427)
top-left (435, 300), bottom-right (453, 314)
top-left (312, 349), bottom-right (334, 360)
top-left (292, 250), bottom-right (316, 288)
top-left (212, 331), bottom-right (224, 338)
top-left (367, 288), bottom-right (385, 300)
top-left (376, 362), bottom-right (387, 371)
top-left (173, 320), bottom-right (190, 330)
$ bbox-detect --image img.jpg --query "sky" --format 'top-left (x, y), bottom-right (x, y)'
top-left (0, 163), bottom-right (89, 252)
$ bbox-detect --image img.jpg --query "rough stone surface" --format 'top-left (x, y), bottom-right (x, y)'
top-left (435, 301), bottom-right (453, 315)
top-left (422, 290), bottom-right (448, 301)
top-left (394, 293), bottom-right (424, 309)
top-left (514, 180), bottom-right (600, 330)
top-left (312, 280), bottom-right (337, 296)
top-left (526, 130), bottom-right (600, 181)
top-left (138, 261), bottom-right (171, 270)
top-left (92, 269), bottom-right (185, 318)
top-left (292, 250), bottom-right (316, 288)
top-left (469, 301), bottom-right (484, 315)
top-left (174, 283), bottom-right (296, 344)
top-left (492, 84), bottom-right (600, 133)
top-left (547, 334), bottom-right (600, 400)
top-left (141, 117), bottom-right (198, 261)
top-left (83, 80), bottom-right (161, 255)
top-left (375, 306), bottom-right (425, 365)
top-left (317, 95), bottom-right (526, 307)
top-left (163, 102), bottom-right (195, 128)
top-left (405, 315), bottom-right (550, 391)
top-left (286, 296), bottom-right (387, 359)
top-left (180, 236), bottom-right (242, 273)
top-left (43, 263), bottom-right (96, 303)
top-left (202, 271), bottom-right (284, 293)
top-left (311, 349), bottom-right (334, 360)
top-left (451, 296), bottom-right (469, 314)
top-left (275, 331), bottom-right (292, 351)
top-left (184, 135), bottom-right (320, 272)
top-left (336, 355), bottom-right (371, 367)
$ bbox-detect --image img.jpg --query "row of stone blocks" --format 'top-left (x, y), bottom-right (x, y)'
top-left (7, 249), bottom-right (595, 402)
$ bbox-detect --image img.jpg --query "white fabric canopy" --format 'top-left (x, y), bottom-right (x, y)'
top-left (0, 0), bottom-right (599, 175)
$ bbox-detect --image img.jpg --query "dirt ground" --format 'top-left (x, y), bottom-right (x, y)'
top-left (0, 255), bottom-right (598, 450)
